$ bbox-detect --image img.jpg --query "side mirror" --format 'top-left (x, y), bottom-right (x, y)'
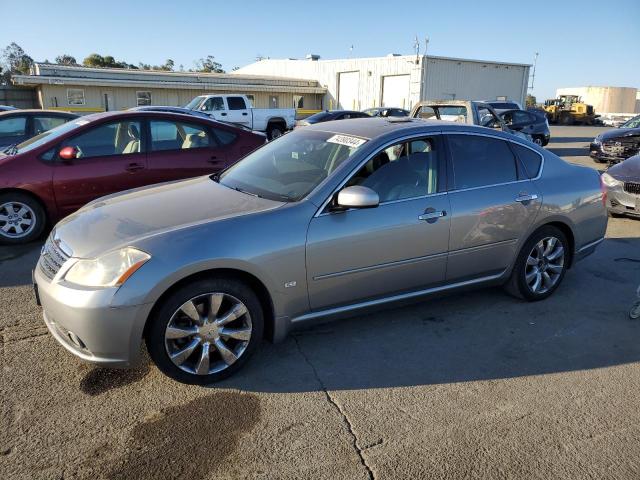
top-left (58, 146), bottom-right (79, 161)
top-left (335, 185), bottom-right (379, 209)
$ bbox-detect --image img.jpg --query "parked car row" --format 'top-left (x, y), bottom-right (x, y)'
top-left (32, 115), bottom-right (607, 384)
top-left (0, 111), bottom-right (266, 244)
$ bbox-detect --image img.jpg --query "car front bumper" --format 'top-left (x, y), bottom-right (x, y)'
top-left (607, 184), bottom-right (640, 217)
top-left (34, 265), bottom-right (152, 367)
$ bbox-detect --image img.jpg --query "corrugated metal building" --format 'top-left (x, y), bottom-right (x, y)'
top-left (11, 64), bottom-right (326, 114)
top-left (234, 54), bottom-right (531, 111)
top-left (555, 86), bottom-right (639, 114)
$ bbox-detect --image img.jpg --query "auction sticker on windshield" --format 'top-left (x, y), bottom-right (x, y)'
top-left (327, 134), bottom-right (367, 148)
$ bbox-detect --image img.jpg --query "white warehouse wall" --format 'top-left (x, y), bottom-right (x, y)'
top-left (235, 55), bottom-right (529, 111)
top-left (423, 57), bottom-right (529, 105)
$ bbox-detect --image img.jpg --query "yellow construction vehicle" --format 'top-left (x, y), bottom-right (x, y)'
top-left (544, 95), bottom-right (597, 125)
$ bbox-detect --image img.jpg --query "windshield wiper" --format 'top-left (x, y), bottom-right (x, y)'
top-left (232, 186), bottom-right (262, 198)
top-left (2, 143), bottom-right (18, 155)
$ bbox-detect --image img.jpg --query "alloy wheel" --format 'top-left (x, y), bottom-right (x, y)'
top-left (164, 292), bottom-right (252, 375)
top-left (0, 201), bottom-right (36, 239)
top-left (524, 236), bottom-right (565, 294)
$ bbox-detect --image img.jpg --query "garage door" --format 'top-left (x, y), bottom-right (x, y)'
top-left (382, 75), bottom-right (410, 109)
top-left (338, 71), bottom-right (360, 110)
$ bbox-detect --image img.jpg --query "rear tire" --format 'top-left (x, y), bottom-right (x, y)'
top-left (505, 226), bottom-right (569, 301)
top-left (0, 192), bottom-right (46, 245)
top-left (267, 124), bottom-right (285, 140)
top-left (559, 113), bottom-right (572, 126)
top-left (146, 277), bottom-right (264, 384)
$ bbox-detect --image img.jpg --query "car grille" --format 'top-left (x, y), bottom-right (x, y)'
top-left (602, 140), bottom-right (638, 158)
top-left (624, 182), bottom-right (640, 195)
top-left (39, 236), bottom-right (71, 280)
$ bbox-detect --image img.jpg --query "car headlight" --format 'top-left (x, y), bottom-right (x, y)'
top-left (593, 136), bottom-right (602, 145)
top-left (601, 172), bottom-right (622, 188)
top-left (64, 247), bottom-right (150, 287)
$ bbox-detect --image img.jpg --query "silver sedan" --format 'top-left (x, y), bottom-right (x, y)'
top-left (34, 118), bottom-right (608, 384)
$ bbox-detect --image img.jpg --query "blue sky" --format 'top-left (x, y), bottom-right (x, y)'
top-left (1, 0), bottom-right (638, 100)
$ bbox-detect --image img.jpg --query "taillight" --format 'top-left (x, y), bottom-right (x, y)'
top-left (599, 174), bottom-right (607, 206)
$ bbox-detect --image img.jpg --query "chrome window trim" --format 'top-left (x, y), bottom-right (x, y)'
top-left (443, 131), bottom-right (545, 187)
top-left (314, 132), bottom-right (444, 218)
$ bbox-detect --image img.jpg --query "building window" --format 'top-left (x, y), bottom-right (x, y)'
top-left (269, 95), bottom-right (279, 108)
top-left (293, 95), bottom-right (304, 109)
top-left (245, 95), bottom-right (255, 107)
top-left (137, 91), bottom-right (152, 106)
top-left (67, 88), bottom-right (85, 106)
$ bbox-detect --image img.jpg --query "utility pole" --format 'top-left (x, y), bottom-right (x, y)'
top-left (529, 52), bottom-right (539, 91)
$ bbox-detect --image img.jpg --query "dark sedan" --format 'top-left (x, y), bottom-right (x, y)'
top-left (0, 110), bottom-right (78, 150)
top-left (602, 153), bottom-right (640, 218)
top-left (0, 111), bottom-right (266, 244)
top-left (499, 109), bottom-right (551, 146)
top-left (363, 107), bottom-right (409, 117)
top-left (295, 110), bottom-right (370, 128)
top-left (590, 115), bottom-right (640, 164)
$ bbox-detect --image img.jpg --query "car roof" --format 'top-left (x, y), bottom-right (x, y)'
top-left (304, 116), bottom-right (531, 143)
top-left (0, 109), bottom-right (78, 117)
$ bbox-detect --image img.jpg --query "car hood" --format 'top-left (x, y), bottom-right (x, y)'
top-left (608, 154), bottom-right (640, 182)
top-left (598, 127), bottom-right (640, 141)
top-left (54, 176), bottom-right (285, 258)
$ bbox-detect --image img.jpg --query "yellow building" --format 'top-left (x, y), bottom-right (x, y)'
top-left (12, 63), bottom-right (326, 116)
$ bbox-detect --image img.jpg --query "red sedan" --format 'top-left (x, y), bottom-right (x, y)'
top-left (0, 111), bottom-right (266, 244)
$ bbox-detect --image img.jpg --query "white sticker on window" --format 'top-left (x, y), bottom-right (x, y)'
top-left (327, 134), bottom-right (367, 148)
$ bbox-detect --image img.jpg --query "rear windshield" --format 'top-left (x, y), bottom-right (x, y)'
top-left (414, 105), bottom-right (468, 123)
top-left (490, 102), bottom-right (519, 110)
top-left (305, 112), bottom-right (333, 123)
top-left (184, 96), bottom-right (204, 110)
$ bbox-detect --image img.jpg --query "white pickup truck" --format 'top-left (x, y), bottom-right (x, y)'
top-left (184, 94), bottom-right (296, 140)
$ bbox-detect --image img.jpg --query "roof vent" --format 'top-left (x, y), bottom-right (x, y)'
top-left (306, 54), bottom-right (321, 61)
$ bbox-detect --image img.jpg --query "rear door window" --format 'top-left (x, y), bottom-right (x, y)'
top-left (227, 97), bottom-right (247, 110)
top-left (448, 135), bottom-right (518, 189)
top-left (32, 116), bottom-right (70, 135)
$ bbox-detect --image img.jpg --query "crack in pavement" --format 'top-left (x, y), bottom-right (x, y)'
top-left (293, 335), bottom-right (375, 480)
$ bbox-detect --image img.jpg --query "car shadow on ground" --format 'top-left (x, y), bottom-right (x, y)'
top-left (548, 137), bottom-right (595, 144)
top-left (0, 242), bottom-right (42, 288)
top-left (547, 147), bottom-right (590, 157)
top-left (219, 237), bottom-right (640, 393)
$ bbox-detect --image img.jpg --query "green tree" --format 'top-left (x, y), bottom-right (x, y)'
top-left (1, 42), bottom-right (34, 83)
top-left (194, 55), bottom-right (224, 73)
top-left (83, 53), bottom-right (105, 67)
top-left (55, 54), bottom-right (77, 65)
top-left (162, 59), bottom-right (174, 71)
top-left (525, 94), bottom-right (537, 107)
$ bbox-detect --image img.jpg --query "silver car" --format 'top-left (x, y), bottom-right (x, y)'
top-left (34, 118), bottom-right (608, 384)
top-left (602, 154), bottom-right (640, 218)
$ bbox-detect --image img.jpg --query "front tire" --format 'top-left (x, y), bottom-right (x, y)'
top-left (0, 192), bottom-right (46, 245)
top-left (146, 277), bottom-right (264, 384)
top-left (505, 226), bottom-right (569, 301)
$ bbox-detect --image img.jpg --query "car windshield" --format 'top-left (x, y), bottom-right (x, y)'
top-left (11, 119), bottom-right (88, 155)
top-left (218, 130), bottom-right (367, 202)
top-left (184, 97), bottom-right (204, 110)
top-left (621, 116), bottom-right (640, 129)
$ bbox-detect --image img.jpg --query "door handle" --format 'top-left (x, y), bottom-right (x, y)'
top-left (242, 112), bottom-right (248, 116)
top-left (221, 112), bottom-right (227, 116)
top-left (207, 156), bottom-right (219, 164)
top-left (515, 193), bottom-right (538, 203)
top-left (418, 210), bottom-right (447, 223)
top-left (125, 163), bottom-right (144, 172)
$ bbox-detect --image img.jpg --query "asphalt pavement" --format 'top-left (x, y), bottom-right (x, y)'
top-left (2, 125), bottom-right (640, 480)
